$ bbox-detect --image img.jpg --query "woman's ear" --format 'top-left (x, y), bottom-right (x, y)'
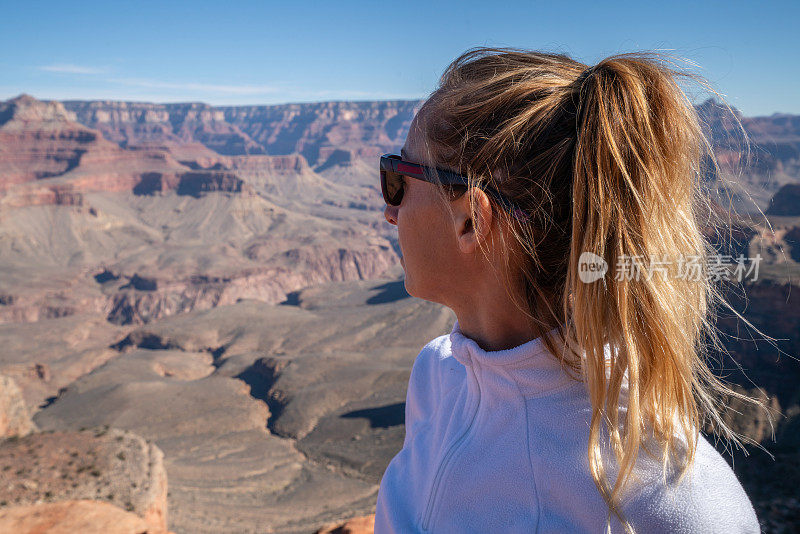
top-left (454, 187), bottom-right (493, 254)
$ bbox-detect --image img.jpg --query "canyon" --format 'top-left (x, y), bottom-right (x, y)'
top-left (0, 93), bottom-right (798, 532)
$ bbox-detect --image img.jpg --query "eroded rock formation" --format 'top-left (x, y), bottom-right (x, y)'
top-left (0, 95), bottom-right (253, 209)
top-left (0, 427), bottom-right (168, 532)
top-left (0, 375), bottom-right (37, 438)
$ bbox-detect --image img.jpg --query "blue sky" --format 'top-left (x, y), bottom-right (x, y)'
top-left (1, 0), bottom-right (797, 116)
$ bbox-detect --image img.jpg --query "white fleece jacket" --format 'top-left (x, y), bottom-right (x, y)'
top-left (374, 319), bottom-right (760, 533)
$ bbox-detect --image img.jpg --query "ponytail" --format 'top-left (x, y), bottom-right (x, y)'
top-left (569, 55), bottom-right (765, 529)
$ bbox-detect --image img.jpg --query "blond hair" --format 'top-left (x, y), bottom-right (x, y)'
top-left (417, 47), bottom-right (767, 531)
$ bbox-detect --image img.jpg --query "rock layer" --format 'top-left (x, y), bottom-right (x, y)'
top-left (65, 99), bottom-right (422, 167)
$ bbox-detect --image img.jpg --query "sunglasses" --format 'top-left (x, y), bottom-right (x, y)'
top-left (379, 153), bottom-right (528, 220)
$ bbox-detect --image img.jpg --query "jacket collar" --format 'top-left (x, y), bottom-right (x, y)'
top-left (448, 318), bottom-right (580, 397)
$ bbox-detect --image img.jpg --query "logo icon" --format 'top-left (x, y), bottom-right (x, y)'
top-left (578, 252), bottom-right (608, 283)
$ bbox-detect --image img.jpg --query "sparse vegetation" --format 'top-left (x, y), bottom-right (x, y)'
top-left (75, 464), bottom-right (95, 474)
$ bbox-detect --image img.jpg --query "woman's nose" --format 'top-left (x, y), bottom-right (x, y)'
top-left (384, 204), bottom-right (398, 226)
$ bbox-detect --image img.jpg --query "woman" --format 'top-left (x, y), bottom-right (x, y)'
top-left (374, 48), bottom-right (761, 533)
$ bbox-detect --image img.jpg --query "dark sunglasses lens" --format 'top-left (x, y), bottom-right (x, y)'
top-left (381, 169), bottom-right (404, 205)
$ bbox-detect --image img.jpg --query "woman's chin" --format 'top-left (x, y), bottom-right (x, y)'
top-left (402, 277), bottom-right (413, 297)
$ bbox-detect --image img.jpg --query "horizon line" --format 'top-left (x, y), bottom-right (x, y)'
top-left (2, 92), bottom-right (796, 119)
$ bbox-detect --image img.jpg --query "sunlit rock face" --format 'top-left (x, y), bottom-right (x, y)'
top-left (0, 375), bottom-right (37, 438)
top-left (0, 499), bottom-right (173, 534)
top-left (0, 95), bottom-right (255, 208)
